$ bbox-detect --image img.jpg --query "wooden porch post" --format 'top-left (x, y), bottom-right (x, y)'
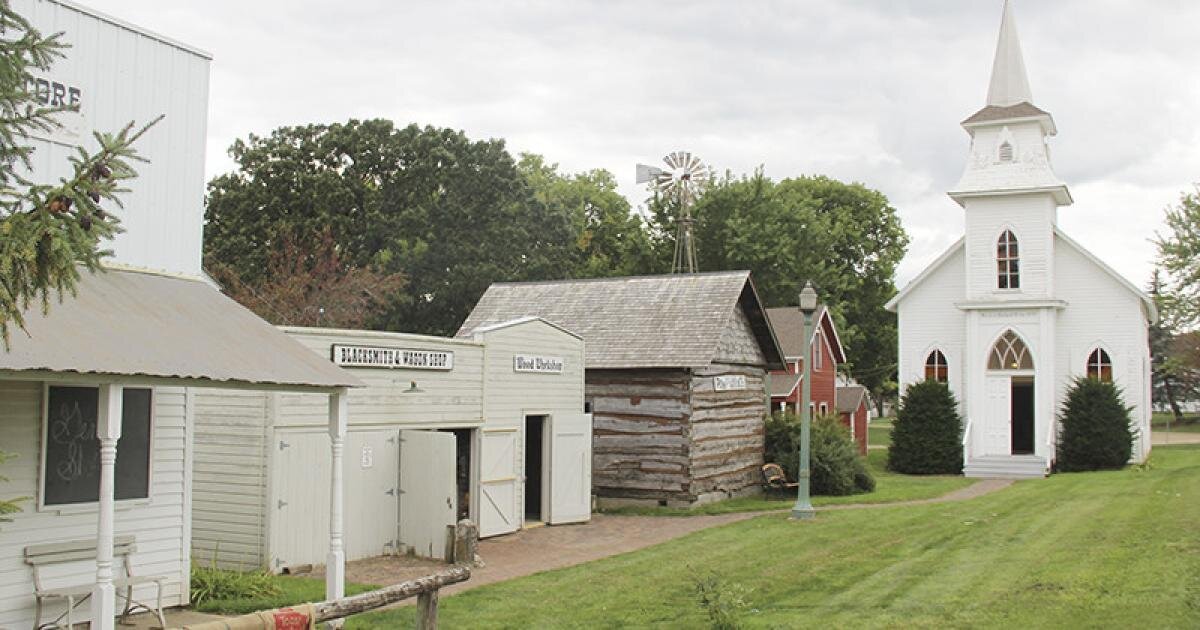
top-left (326, 388), bottom-right (348, 623)
top-left (91, 383), bottom-right (123, 630)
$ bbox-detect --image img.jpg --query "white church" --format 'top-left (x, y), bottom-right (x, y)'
top-left (886, 1), bottom-right (1156, 478)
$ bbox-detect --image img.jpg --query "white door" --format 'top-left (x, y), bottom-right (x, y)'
top-left (478, 427), bottom-right (519, 537)
top-left (345, 430), bottom-right (400, 560)
top-left (270, 431), bottom-right (330, 571)
top-left (398, 430), bottom-right (456, 559)
top-left (983, 375), bottom-right (1011, 456)
top-left (548, 413), bottom-right (592, 524)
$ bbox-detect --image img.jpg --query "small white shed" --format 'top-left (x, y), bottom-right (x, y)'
top-left (192, 317), bottom-right (589, 572)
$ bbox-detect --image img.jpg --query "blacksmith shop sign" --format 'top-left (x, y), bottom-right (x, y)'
top-left (713, 375), bottom-right (747, 391)
top-left (514, 354), bottom-right (564, 374)
top-left (331, 344), bottom-right (453, 370)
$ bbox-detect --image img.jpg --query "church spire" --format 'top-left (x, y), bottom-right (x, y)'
top-left (985, 0), bottom-right (1033, 107)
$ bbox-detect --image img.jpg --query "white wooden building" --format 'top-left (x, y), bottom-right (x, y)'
top-left (192, 319), bottom-right (589, 572)
top-left (886, 1), bottom-right (1155, 478)
top-left (0, 3), bottom-right (364, 629)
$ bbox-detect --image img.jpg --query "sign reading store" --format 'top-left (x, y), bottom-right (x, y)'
top-left (332, 344), bottom-right (453, 370)
top-left (514, 354), bottom-right (564, 374)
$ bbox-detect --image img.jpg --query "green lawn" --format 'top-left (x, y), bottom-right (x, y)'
top-left (869, 417), bottom-right (894, 448)
top-left (1153, 412), bottom-right (1200, 433)
top-left (599, 449), bottom-right (974, 516)
top-left (349, 445), bottom-right (1200, 629)
top-left (195, 576), bottom-right (378, 615)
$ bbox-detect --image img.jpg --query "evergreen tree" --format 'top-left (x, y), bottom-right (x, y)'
top-left (0, 3), bottom-right (158, 347)
top-left (889, 380), bottom-right (963, 475)
top-left (1056, 377), bottom-right (1134, 472)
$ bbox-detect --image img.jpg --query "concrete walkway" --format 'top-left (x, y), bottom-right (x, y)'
top-left (342, 477), bottom-right (1014, 596)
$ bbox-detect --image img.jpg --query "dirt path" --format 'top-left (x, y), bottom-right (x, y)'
top-left (1153, 431), bottom-right (1200, 445)
top-left (338, 477), bottom-right (1014, 596)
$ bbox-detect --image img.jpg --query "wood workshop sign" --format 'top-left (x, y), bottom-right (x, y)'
top-left (713, 375), bottom-right (747, 391)
top-left (514, 354), bottom-right (564, 374)
top-left (331, 344), bottom-right (453, 370)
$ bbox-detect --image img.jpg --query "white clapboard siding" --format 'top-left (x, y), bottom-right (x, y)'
top-left (12, 0), bottom-right (211, 277)
top-left (0, 381), bottom-right (189, 629)
top-left (190, 389), bottom-right (270, 569)
top-left (475, 319), bottom-right (587, 529)
top-left (278, 330), bottom-right (486, 429)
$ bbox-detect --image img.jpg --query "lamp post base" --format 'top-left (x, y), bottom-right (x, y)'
top-left (789, 503), bottom-right (816, 520)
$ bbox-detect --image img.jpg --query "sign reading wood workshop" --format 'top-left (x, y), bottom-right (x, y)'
top-left (713, 375), bottom-right (747, 391)
top-left (514, 354), bottom-right (564, 374)
top-left (331, 344), bottom-right (453, 370)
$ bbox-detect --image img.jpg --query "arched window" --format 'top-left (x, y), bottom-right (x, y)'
top-left (925, 350), bottom-right (948, 382)
top-left (1087, 348), bottom-right (1113, 382)
top-left (997, 230), bottom-right (1020, 289)
top-left (998, 141), bottom-right (1014, 162)
top-left (989, 330), bottom-right (1033, 370)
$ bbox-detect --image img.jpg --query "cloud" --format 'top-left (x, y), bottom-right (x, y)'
top-left (81, 0), bottom-right (1200, 288)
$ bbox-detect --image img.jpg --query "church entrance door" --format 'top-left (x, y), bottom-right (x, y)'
top-left (1010, 377), bottom-right (1035, 454)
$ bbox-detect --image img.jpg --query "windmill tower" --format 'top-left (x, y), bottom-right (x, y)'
top-left (637, 151), bottom-right (713, 274)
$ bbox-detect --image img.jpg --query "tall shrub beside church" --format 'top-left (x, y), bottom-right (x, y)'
top-left (889, 380), bottom-right (963, 474)
top-left (1056, 377), bottom-right (1133, 472)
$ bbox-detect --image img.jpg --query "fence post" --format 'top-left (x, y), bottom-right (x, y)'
top-left (416, 590), bottom-right (438, 629)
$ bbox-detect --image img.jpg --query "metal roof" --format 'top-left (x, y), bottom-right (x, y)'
top-left (456, 271), bottom-right (784, 370)
top-left (1, 267), bottom-right (361, 389)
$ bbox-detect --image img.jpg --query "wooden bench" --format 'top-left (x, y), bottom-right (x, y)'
top-left (762, 463), bottom-right (798, 495)
top-left (24, 535), bottom-right (167, 630)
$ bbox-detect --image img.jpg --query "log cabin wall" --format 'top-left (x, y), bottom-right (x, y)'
top-left (689, 363), bottom-right (768, 503)
top-left (586, 368), bottom-right (694, 504)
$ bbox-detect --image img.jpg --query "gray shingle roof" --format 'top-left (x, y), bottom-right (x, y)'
top-left (764, 306), bottom-right (846, 363)
top-left (962, 101), bottom-right (1049, 125)
top-left (836, 385), bottom-right (868, 414)
top-left (456, 271), bottom-right (784, 370)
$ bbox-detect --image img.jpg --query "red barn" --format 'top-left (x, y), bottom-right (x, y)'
top-left (837, 385), bottom-right (871, 455)
top-left (765, 306), bottom-right (846, 418)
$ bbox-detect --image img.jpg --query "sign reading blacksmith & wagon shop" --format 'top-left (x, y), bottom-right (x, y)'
top-left (331, 344), bottom-right (454, 370)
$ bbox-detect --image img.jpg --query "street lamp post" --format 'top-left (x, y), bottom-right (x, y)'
top-left (791, 281), bottom-right (819, 520)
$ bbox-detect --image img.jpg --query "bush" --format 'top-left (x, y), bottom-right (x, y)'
top-left (889, 380), bottom-right (963, 474)
top-left (693, 571), bottom-right (752, 629)
top-left (1056, 377), bottom-right (1134, 472)
top-left (190, 557), bottom-right (281, 608)
top-left (764, 411), bottom-right (874, 495)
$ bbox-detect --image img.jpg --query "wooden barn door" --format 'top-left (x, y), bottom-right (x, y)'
top-left (548, 413), bottom-right (592, 524)
top-left (398, 430), bottom-right (456, 559)
top-left (478, 427), bottom-right (519, 537)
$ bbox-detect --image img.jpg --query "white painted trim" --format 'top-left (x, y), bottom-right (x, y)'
top-left (51, 0), bottom-right (214, 59)
top-left (468, 317), bottom-right (583, 340)
top-left (282, 326), bottom-right (485, 348)
top-left (1053, 228), bottom-right (1158, 323)
top-left (181, 388), bottom-right (195, 604)
top-left (0, 370), bottom-right (349, 394)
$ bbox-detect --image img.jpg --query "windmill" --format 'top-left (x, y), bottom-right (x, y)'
top-left (636, 151), bottom-right (713, 274)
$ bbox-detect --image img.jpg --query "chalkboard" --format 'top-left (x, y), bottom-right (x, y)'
top-left (43, 386), bottom-right (152, 506)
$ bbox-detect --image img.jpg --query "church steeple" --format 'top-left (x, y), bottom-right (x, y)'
top-left (986, 0), bottom-right (1033, 107)
top-left (949, 0), bottom-right (1071, 208)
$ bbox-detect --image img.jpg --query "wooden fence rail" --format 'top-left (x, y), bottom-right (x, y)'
top-left (178, 566), bottom-right (471, 630)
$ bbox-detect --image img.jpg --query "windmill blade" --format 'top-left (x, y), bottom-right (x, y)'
top-left (635, 163), bottom-right (664, 184)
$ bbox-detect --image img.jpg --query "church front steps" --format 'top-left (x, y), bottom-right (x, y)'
top-left (964, 454), bottom-right (1048, 479)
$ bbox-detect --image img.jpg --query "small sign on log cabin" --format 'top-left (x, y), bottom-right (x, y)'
top-left (514, 354), bottom-right (564, 374)
top-left (331, 344), bottom-right (454, 370)
top-left (713, 375), bottom-right (747, 391)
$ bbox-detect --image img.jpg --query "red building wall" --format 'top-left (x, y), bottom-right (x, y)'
top-left (770, 322), bottom-right (838, 415)
top-left (840, 402), bottom-right (869, 455)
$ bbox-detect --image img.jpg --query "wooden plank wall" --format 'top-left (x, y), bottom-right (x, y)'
top-left (689, 364), bottom-right (768, 502)
top-left (586, 369), bottom-right (693, 503)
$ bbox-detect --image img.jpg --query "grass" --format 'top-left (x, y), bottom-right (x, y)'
top-left (598, 450), bottom-right (974, 516)
top-left (349, 445), bottom-right (1200, 629)
top-left (1153, 412), bottom-right (1200, 433)
top-left (869, 417), bottom-right (894, 448)
top-left (194, 575), bottom-right (378, 615)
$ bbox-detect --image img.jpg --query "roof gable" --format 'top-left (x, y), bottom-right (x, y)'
top-left (456, 271), bottom-right (784, 369)
top-left (1054, 228), bottom-right (1157, 323)
top-left (764, 306), bottom-right (847, 363)
top-left (885, 237), bottom-right (965, 312)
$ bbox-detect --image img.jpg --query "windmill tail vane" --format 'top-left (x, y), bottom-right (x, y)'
top-left (635, 150), bottom-right (712, 274)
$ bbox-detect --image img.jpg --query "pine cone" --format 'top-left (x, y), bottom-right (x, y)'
top-left (80, 214), bottom-right (93, 231)
top-left (92, 164), bottom-right (112, 180)
top-left (88, 189), bottom-right (101, 203)
top-left (48, 198), bottom-right (66, 213)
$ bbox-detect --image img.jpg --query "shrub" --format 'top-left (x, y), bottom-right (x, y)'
top-left (764, 411), bottom-right (874, 495)
top-left (1056, 377), bottom-right (1133, 472)
top-left (889, 380), bottom-right (963, 474)
top-left (190, 554), bottom-right (281, 607)
top-left (693, 571), bottom-right (752, 630)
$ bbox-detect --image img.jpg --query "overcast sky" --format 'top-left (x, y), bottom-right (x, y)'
top-left (84, 0), bottom-right (1200, 287)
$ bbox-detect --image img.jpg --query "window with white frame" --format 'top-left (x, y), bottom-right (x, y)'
top-left (812, 330), bottom-right (823, 370)
top-left (42, 386), bottom-right (153, 507)
top-left (1086, 348), bottom-right (1113, 382)
top-left (988, 330), bottom-right (1033, 370)
top-left (997, 230), bottom-right (1020, 289)
top-left (925, 350), bottom-right (948, 383)
top-left (819, 402), bottom-right (828, 415)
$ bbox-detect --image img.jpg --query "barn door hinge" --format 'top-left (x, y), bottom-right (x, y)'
top-left (277, 499), bottom-right (288, 510)
top-left (278, 440), bottom-right (290, 451)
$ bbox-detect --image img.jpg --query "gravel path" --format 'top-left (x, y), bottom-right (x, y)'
top-left (1152, 431), bottom-right (1200, 445)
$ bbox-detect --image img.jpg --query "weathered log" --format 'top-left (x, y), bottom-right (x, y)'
top-left (416, 590), bottom-right (438, 630)
top-left (312, 566), bottom-right (470, 622)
